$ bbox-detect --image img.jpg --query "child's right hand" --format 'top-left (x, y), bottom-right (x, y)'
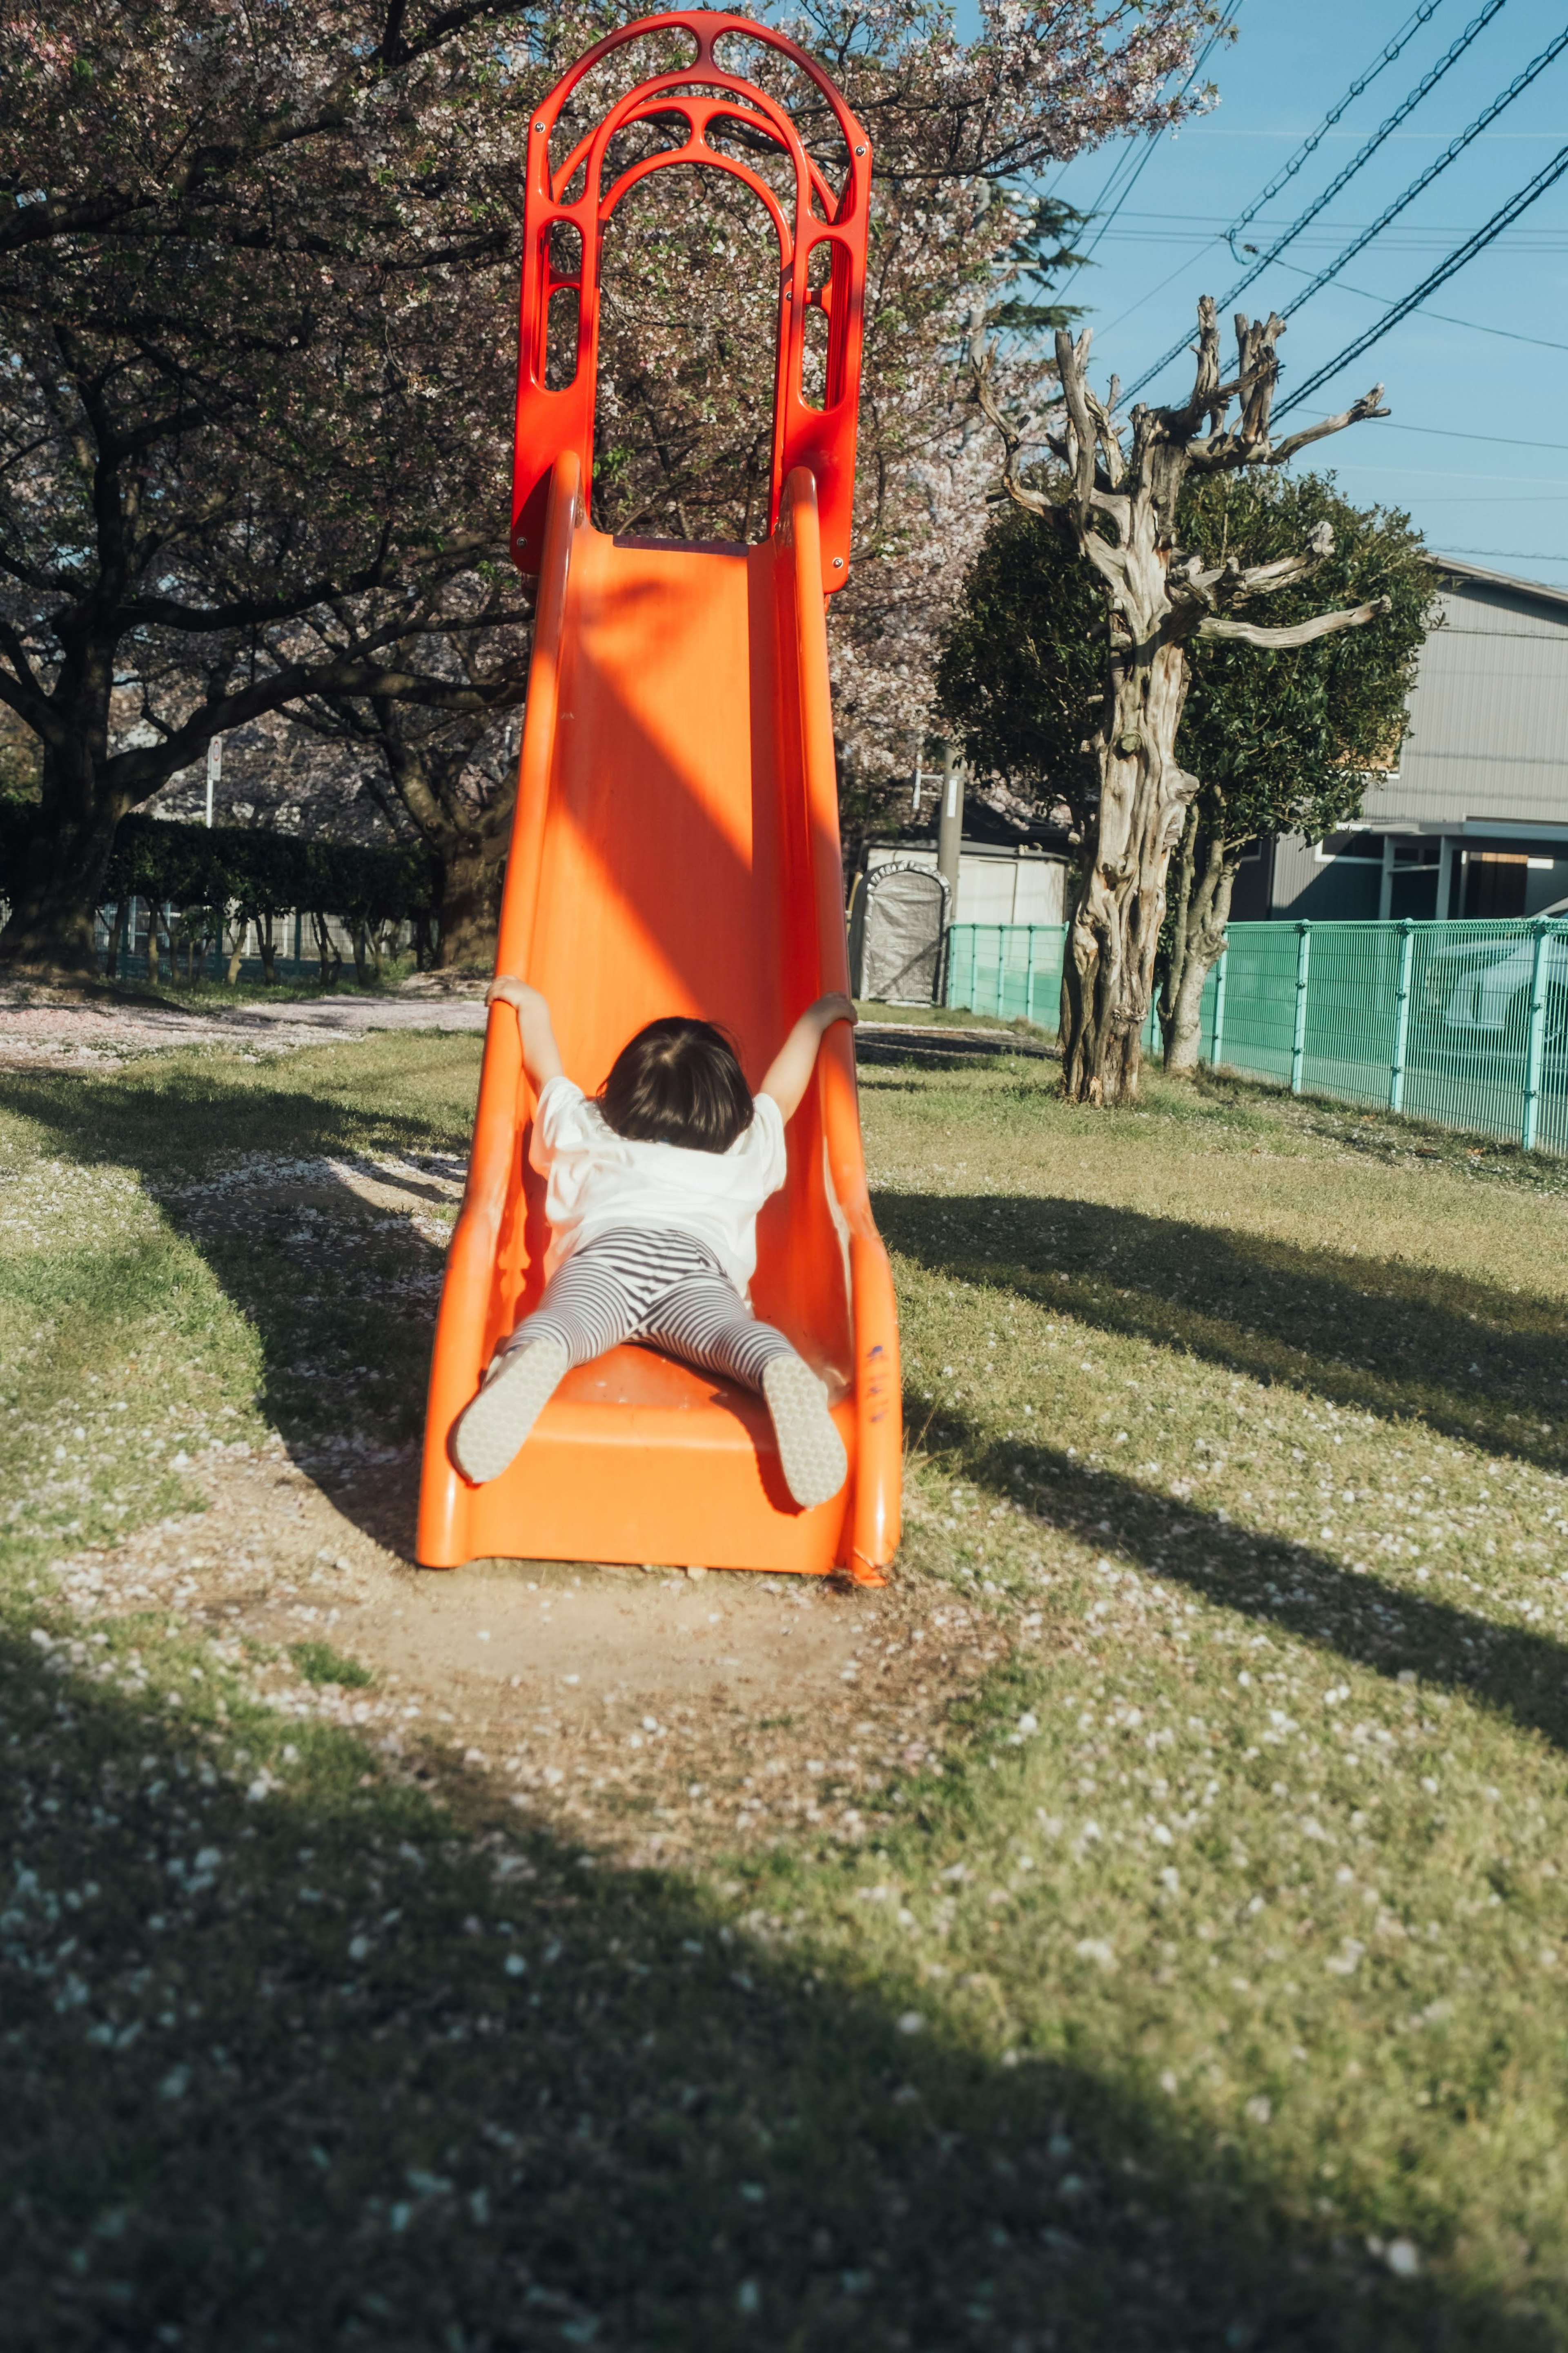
top-left (487, 979), bottom-right (566, 1085)
top-left (488, 975), bottom-right (540, 1013)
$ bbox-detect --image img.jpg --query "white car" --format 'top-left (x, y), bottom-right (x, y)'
top-left (1426, 896), bottom-right (1568, 1048)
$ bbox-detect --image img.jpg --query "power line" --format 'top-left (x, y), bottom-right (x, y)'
top-left (1270, 254), bottom-right (1568, 357)
top-left (1122, 0), bottom-right (1508, 399)
top-left (1273, 139), bottom-right (1568, 419)
top-left (1223, 0), bottom-right (1453, 251)
top-left (1052, 1), bottom-right (1244, 297)
top-left (1277, 22), bottom-right (1568, 323)
top-left (1094, 1), bottom-right (1484, 338)
top-left (1325, 419), bottom-right (1568, 452)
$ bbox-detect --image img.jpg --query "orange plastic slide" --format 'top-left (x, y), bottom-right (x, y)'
top-left (415, 455), bottom-right (902, 1580)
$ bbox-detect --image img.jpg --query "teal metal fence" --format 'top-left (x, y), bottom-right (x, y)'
top-left (942, 917), bottom-right (1568, 1157)
top-left (940, 922), bottom-right (1068, 1032)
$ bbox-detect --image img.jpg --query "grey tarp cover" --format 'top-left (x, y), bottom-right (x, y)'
top-left (861, 865), bottom-right (946, 1003)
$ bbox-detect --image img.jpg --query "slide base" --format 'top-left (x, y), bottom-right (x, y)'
top-left (421, 1345), bottom-right (873, 1579)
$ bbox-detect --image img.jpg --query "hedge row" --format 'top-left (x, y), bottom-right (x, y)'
top-left (0, 808), bottom-right (437, 922)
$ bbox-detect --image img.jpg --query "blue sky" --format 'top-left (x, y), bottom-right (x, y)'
top-left (971, 0), bottom-right (1568, 586)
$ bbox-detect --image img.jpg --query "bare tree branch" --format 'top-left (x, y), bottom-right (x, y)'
top-left (1198, 595), bottom-right (1392, 649)
top-left (1265, 388), bottom-right (1391, 466)
top-left (967, 290), bottom-right (1396, 1106)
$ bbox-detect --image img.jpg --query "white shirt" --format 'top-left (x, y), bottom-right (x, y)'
top-left (529, 1076), bottom-right (788, 1293)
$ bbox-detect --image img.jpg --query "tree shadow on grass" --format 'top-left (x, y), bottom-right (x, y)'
top-left (0, 1062), bottom-right (472, 1550)
top-left (877, 1193), bottom-right (1568, 1481)
top-left (855, 1037), bottom-right (1054, 1075)
top-left (0, 1057), bottom-right (478, 1189)
top-left (0, 1626), bottom-right (1547, 2353)
top-left (924, 1401), bottom-right (1568, 1760)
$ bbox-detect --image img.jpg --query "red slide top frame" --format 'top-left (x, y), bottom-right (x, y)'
top-left (511, 9), bottom-right (871, 595)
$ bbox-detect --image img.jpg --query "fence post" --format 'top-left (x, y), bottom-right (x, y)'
top-left (994, 926), bottom-right (1004, 1017)
top-left (1024, 926), bottom-right (1037, 1025)
top-left (1290, 921), bottom-right (1312, 1095)
top-left (1388, 918), bottom-right (1415, 1113)
top-left (1522, 918), bottom-right (1550, 1153)
top-left (1210, 944), bottom-right (1228, 1068)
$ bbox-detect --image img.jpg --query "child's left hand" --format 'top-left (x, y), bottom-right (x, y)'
top-left (808, 992), bottom-right (857, 1030)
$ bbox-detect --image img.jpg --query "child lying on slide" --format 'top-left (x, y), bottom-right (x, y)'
top-left (452, 982), bottom-right (857, 1508)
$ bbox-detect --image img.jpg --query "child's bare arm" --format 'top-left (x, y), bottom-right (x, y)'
top-left (759, 992), bottom-right (856, 1121)
top-left (487, 977), bottom-right (566, 1088)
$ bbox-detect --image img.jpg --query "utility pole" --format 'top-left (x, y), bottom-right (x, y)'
top-left (936, 741), bottom-right (962, 917)
top-left (205, 737), bottom-right (222, 828)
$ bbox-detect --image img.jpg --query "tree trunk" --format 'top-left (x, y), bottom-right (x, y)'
top-left (0, 745), bottom-right (126, 977)
top-left (311, 910), bottom-right (341, 988)
top-left (104, 897), bottom-right (131, 981)
top-left (225, 909), bottom-right (247, 986)
top-left (258, 910), bottom-right (277, 985)
top-left (1158, 803), bottom-right (1199, 1058)
top-left (350, 920), bottom-right (369, 988)
top-left (1059, 630), bottom-right (1195, 1106)
top-left (435, 834), bottom-right (505, 970)
top-left (971, 301), bottom-right (1389, 1110)
top-left (1165, 833), bottom-right (1242, 1075)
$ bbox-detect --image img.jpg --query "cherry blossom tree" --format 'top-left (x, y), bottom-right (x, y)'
top-left (0, 0), bottom-right (1220, 975)
top-left (0, 0), bottom-right (561, 971)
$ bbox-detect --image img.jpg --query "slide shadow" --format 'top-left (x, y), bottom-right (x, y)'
top-left (926, 1403), bottom-right (1568, 1759)
top-left (0, 1625), bottom-right (1542, 2353)
top-left (877, 1191), bottom-right (1568, 1481)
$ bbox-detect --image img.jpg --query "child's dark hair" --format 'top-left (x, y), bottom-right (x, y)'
top-left (598, 1017), bottom-right (753, 1154)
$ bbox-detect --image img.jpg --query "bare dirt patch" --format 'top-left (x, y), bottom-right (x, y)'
top-left (0, 981), bottom-right (488, 1068)
top-left (47, 1440), bottom-right (1004, 1869)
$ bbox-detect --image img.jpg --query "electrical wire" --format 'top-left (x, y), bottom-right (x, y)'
top-left (1277, 23), bottom-right (1568, 323)
top-left (1223, 0), bottom-right (1453, 253)
top-left (1093, 0), bottom-right (1457, 329)
top-left (1324, 419), bottom-right (1568, 452)
top-left (1270, 254), bottom-right (1568, 355)
top-left (1122, 0), bottom-right (1509, 399)
top-left (1050, 0), bottom-right (1244, 298)
top-left (1272, 137), bottom-right (1568, 419)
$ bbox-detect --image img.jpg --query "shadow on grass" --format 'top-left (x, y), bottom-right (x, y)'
top-left (924, 1401), bottom-right (1568, 1758)
top-left (855, 1038), bottom-right (1054, 1073)
top-left (0, 1062), bottom-right (472, 1548)
top-left (0, 1059), bottom-right (477, 1187)
top-left (877, 1192), bottom-right (1568, 1480)
top-left (0, 1627), bottom-right (1545, 2353)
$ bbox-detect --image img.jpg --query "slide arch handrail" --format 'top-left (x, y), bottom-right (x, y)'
top-left (510, 9), bottom-right (871, 593)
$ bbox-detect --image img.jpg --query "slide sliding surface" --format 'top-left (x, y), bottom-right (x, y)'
top-left (416, 459), bottom-right (901, 1579)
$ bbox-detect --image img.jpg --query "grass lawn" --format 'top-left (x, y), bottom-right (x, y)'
top-left (2, 1027), bottom-right (1567, 2350)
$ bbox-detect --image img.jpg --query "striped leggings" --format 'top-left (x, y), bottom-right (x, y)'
top-left (501, 1229), bottom-right (797, 1393)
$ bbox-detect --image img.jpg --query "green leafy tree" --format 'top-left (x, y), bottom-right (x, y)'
top-left (938, 468), bottom-right (1437, 1069)
top-left (968, 302), bottom-right (1395, 1105)
top-left (1160, 472), bottom-right (1435, 1068)
top-left (935, 493), bottom-right (1103, 834)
